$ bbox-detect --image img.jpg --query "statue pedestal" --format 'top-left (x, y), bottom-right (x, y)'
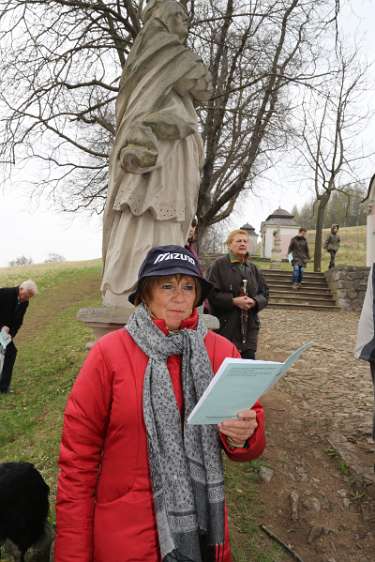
top-left (77, 305), bottom-right (135, 341)
top-left (77, 305), bottom-right (220, 344)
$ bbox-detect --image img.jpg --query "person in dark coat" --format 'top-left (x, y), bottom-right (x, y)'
top-left (287, 227), bottom-right (311, 289)
top-left (207, 229), bottom-right (269, 359)
top-left (324, 224), bottom-right (340, 269)
top-left (0, 279), bottom-right (37, 394)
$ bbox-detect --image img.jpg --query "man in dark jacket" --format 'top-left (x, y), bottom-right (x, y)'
top-left (288, 227), bottom-right (310, 289)
top-left (0, 280), bottom-right (37, 394)
top-left (207, 229), bottom-right (269, 359)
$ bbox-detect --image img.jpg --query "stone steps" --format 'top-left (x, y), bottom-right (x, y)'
top-left (261, 269), bottom-right (338, 310)
top-left (268, 300), bottom-right (337, 309)
top-left (270, 292), bottom-right (335, 305)
top-left (269, 285), bottom-right (332, 294)
top-left (263, 268), bottom-right (324, 273)
top-left (263, 272), bottom-right (327, 284)
top-left (267, 282), bottom-right (329, 290)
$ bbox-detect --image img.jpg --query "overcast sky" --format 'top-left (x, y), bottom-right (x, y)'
top-left (0, 0), bottom-right (374, 267)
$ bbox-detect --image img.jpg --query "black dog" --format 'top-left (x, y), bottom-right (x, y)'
top-left (0, 462), bottom-right (49, 562)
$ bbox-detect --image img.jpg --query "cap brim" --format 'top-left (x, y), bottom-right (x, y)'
top-left (128, 270), bottom-right (212, 306)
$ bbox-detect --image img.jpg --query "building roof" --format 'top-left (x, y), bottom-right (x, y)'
top-left (241, 222), bottom-right (257, 234)
top-left (264, 207), bottom-right (297, 226)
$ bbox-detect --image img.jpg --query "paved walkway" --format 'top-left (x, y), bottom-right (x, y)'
top-left (258, 307), bottom-right (373, 440)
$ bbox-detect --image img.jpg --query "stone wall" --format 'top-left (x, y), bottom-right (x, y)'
top-left (325, 266), bottom-right (370, 311)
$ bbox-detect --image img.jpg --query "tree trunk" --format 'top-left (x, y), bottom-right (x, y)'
top-left (196, 223), bottom-right (207, 255)
top-left (313, 194), bottom-right (330, 272)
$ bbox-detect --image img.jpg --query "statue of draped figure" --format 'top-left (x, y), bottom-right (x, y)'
top-left (101, 0), bottom-right (212, 306)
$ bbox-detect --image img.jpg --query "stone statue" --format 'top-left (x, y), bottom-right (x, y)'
top-left (271, 228), bottom-right (282, 260)
top-left (101, 0), bottom-right (212, 306)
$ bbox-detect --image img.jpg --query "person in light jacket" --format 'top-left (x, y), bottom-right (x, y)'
top-left (55, 245), bottom-right (266, 562)
top-left (355, 263), bottom-right (375, 440)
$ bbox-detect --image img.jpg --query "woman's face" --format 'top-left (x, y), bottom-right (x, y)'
top-left (229, 234), bottom-right (249, 259)
top-left (147, 275), bottom-right (196, 330)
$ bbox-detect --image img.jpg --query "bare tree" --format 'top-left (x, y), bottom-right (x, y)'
top-left (0, 0), bottom-right (140, 212)
top-left (295, 47), bottom-right (370, 271)
top-left (292, 182), bottom-right (368, 229)
top-left (44, 253), bottom-right (66, 263)
top-left (0, 0), bottom-right (341, 227)
top-left (194, 0), bottom-right (337, 238)
top-left (9, 256), bottom-right (33, 267)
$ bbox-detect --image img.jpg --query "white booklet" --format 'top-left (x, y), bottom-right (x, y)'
top-left (0, 330), bottom-right (11, 353)
top-left (187, 342), bottom-right (313, 425)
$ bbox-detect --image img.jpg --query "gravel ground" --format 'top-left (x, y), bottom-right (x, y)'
top-left (258, 307), bottom-right (374, 440)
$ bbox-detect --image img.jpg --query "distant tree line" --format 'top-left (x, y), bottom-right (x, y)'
top-left (44, 253), bottom-right (66, 264)
top-left (8, 253), bottom-right (66, 267)
top-left (291, 183), bottom-right (367, 230)
top-left (8, 256), bottom-right (33, 267)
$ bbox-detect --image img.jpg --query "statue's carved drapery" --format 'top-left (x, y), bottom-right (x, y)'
top-left (101, 0), bottom-right (212, 306)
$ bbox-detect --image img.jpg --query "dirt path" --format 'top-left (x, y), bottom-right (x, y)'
top-left (256, 307), bottom-right (375, 562)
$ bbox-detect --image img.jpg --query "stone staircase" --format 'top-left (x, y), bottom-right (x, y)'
top-left (261, 269), bottom-right (338, 310)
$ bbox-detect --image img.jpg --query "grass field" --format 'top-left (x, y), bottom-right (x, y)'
top-left (0, 260), bottom-right (102, 490)
top-left (0, 259), bottom-right (284, 561)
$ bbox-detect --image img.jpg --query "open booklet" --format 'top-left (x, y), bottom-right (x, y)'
top-left (187, 342), bottom-right (313, 425)
top-left (0, 330), bottom-right (11, 353)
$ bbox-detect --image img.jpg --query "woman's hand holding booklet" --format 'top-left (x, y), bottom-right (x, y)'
top-left (188, 342), bottom-right (313, 425)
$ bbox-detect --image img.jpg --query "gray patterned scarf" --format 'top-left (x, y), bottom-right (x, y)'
top-left (126, 304), bottom-right (225, 562)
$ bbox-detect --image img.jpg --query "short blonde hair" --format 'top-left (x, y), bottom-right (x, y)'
top-left (226, 229), bottom-right (249, 247)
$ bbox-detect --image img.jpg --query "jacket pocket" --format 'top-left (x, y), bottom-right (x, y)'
top-left (94, 490), bottom-right (160, 562)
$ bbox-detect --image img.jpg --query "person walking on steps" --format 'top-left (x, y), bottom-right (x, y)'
top-left (287, 227), bottom-right (311, 289)
top-left (324, 224), bottom-right (340, 269)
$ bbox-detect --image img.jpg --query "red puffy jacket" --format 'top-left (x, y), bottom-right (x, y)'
top-left (55, 313), bottom-right (265, 562)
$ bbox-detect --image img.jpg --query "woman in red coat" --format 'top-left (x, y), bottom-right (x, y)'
top-left (55, 245), bottom-right (265, 562)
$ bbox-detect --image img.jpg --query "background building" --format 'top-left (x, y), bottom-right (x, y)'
top-left (260, 208), bottom-right (299, 259)
top-left (240, 223), bottom-right (258, 256)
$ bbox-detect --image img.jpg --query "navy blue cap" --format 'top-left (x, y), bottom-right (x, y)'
top-left (128, 245), bottom-right (212, 305)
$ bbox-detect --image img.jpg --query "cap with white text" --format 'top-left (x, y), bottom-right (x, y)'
top-left (128, 245), bottom-right (212, 305)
